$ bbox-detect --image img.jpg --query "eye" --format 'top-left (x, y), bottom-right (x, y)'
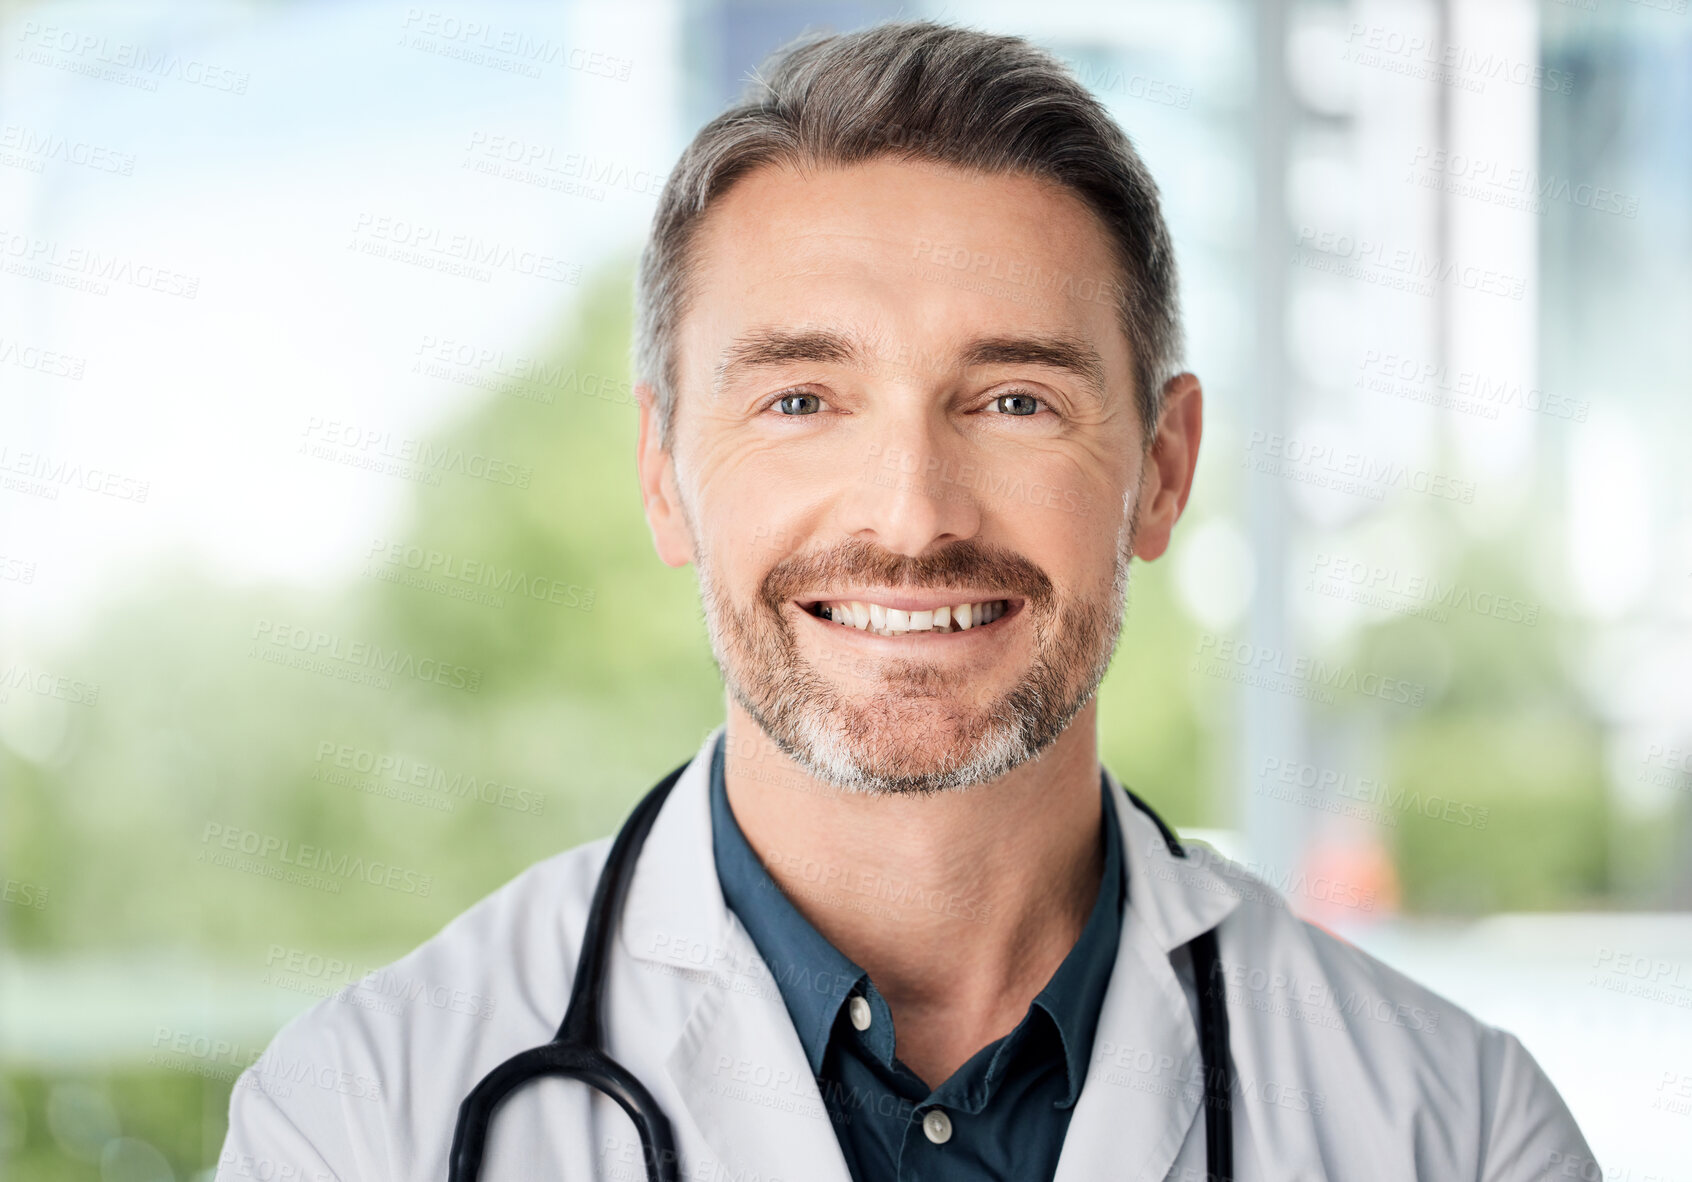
top-left (771, 391), bottom-right (823, 416)
top-left (991, 390), bottom-right (1045, 417)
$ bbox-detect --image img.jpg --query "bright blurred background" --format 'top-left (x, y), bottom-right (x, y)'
top-left (2, 0), bottom-right (1689, 1178)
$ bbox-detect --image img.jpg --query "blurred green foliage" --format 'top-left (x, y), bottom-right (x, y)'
top-left (3, 1069), bottom-right (221, 1182)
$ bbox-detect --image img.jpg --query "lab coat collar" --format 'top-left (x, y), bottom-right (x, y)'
top-left (1105, 764), bottom-right (1245, 955)
top-left (622, 725), bottom-right (855, 1182)
top-left (1050, 764), bottom-right (1245, 1182)
top-left (619, 725), bottom-right (1247, 1182)
top-left (619, 725), bottom-right (733, 977)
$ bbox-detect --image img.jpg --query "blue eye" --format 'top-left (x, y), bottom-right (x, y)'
top-left (994, 391), bottom-right (1043, 416)
top-left (775, 392), bottom-right (822, 415)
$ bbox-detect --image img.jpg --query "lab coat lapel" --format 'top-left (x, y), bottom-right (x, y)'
top-left (619, 726), bottom-right (854, 1182)
top-left (663, 918), bottom-right (854, 1182)
top-left (1054, 770), bottom-right (1244, 1182)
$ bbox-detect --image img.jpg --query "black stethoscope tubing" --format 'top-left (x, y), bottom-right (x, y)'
top-left (448, 757), bottom-right (1234, 1182)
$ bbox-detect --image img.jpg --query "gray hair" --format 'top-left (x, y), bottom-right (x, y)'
top-left (632, 18), bottom-right (1183, 454)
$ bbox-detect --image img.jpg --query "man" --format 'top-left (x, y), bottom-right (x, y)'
top-left (218, 19), bottom-right (1598, 1182)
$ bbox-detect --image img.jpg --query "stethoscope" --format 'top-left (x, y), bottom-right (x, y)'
top-left (448, 755), bottom-right (1235, 1182)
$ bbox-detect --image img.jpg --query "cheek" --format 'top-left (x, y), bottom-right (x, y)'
top-left (994, 453), bottom-right (1118, 534)
top-left (696, 437), bottom-right (849, 543)
top-left (1015, 526), bottom-right (1098, 604)
top-left (693, 483), bottom-right (801, 597)
top-left (688, 445), bottom-right (785, 546)
top-left (690, 429), bottom-right (798, 500)
top-left (1045, 499), bottom-right (1132, 597)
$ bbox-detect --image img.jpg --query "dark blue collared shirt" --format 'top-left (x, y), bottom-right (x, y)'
top-left (708, 732), bottom-right (1125, 1181)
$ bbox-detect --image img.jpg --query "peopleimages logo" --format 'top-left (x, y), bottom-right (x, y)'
top-left (1308, 552), bottom-right (1540, 628)
top-left (14, 21), bottom-right (252, 93)
top-left (250, 618), bottom-right (484, 694)
top-left (0, 334), bottom-right (86, 379)
top-left (1242, 431), bottom-right (1477, 505)
top-left (0, 661), bottom-right (99, 706)
top-left (411, 333), bottom-right (637, 407)
top-left (1257, 756), bottom-right (1490, 831)
top-left (0, 123), bottom-right (136, 175)
top-left (1171, 842), bottom-right (1381, 915)
top-left (3, 878), bottom-right (49, 910)
top-left (1206, 959), bottom-right (1443, 1035)
top-left (1355, 349), bottom-right (1589, 424)
top-left (462, 132), bottom-right (664, 198)
top-left (298, 417), bottom-right (531, 488)
top-left (1293, 227), bottom-right (1527, 302)
top-left (312, 739), bottom-right (546, 816)
top-left (199, 822), bottom-right (433, 896)
top-left (1341, 23), bottom-right (1575, 96)
top-left (0, 229), bottom-right (200, 298)
top-left (262, 944), bottom-right (497, 1021)
top-left (1194, 632), bottom-right (1427, 707)
top-left (348, 212), bottom-right (582, 285)
top-left (398, 9), bottom-right (634, 81)
top-left (1407, 147), bottom-right (1638, 219)
top-left (364, 538), bottom-right (595, 612)
top-left (0, 446), bottom-right (150, 502)
top-left (150, 1026), bottom-right (383, 1102)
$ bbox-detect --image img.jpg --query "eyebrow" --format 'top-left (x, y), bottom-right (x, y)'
top-left (712, 327), bottom-right (1111, 406)
top-left (959, 335), bottom-right (1108, 407)
top-left (712, 328), bottom-right (864, 398)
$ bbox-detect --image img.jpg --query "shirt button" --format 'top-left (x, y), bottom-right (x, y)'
top-left (847, 995), bottom-right (872, 1031)
top-left (921, 1108), bottom-right (952, 1144)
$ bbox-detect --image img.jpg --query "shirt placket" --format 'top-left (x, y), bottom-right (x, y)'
top-left (870, 983), bottom-right (1020, 1180)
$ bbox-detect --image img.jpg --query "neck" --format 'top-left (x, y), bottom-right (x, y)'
top-left (720, 698), bottom-right (1107, 1088)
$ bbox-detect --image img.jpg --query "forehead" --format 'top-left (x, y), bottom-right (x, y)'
top-left (676, 156), bottom-right (1132, 388)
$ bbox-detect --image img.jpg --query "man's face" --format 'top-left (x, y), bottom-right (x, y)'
top-left (642, 156), bottom-right (1168, 795)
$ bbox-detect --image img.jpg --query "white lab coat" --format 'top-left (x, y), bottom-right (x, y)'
top-left (216, 725), bottom-right (1597, 1181)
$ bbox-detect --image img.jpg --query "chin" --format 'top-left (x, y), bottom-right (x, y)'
top-left (776, 703), bottom-right (1037, 796)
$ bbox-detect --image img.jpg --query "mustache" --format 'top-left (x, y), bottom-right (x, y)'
top-left (761, 537), bottom-right (1055, 609)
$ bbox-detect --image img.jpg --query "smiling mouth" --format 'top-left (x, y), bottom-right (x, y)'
top-left (800, 597), bottom-right (1017, 637)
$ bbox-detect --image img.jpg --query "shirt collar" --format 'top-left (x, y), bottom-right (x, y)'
top-left (1033, 776), bottom-right (1125, 1106)
top-left (709, 731), bottom-right (866, 1075)
top-left (708, 729), bottom-right (1126, 1103)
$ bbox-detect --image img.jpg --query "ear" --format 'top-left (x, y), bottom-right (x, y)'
top-left (1131, 372), bottom-right (1203, 562)
top-left (635, 382), bottom-right (697, 568)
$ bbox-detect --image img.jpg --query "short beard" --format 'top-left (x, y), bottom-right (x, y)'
top-left (684, 489), bottom-right (1139, 796)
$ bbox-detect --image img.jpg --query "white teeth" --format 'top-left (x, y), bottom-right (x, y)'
top-left (816, 598), bottom-right (1009, 635)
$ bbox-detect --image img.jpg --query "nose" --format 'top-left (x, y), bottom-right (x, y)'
top-left (839, 408), bottom-right (983, 558)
